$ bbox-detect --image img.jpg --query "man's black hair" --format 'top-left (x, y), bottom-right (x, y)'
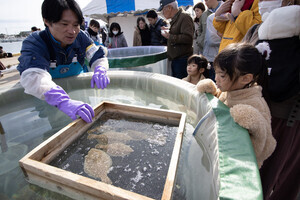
top-left (42, 0), bottom-right (83, 26)
top-left (31, 26), bottom-right (38, 31)
top-left (89, 19), bottom-right (100, 28)
top-left (146, 10), bottom-right (158, 19)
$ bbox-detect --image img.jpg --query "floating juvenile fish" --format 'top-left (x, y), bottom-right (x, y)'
top-left (147, 134), bottom-right (167, 146)
top-left (95, 142), bottom-right (134, 157)
top-left (84, 148), bottom-right (112, 184)
top-left (125, 129), bottom-right (148, 141)
top-left (87, 125), bottom-right (113, 134)
top-left (87, 131), bottom-right (132, 144)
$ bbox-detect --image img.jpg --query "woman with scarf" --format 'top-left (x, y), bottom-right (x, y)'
top-left (133, 17), bottom-right (151, 46)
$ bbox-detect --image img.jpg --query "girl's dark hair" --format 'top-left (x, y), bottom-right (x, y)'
top-left (42, 0), bottom-right (83, 26)
top-left (188, 54), bottom-right (209, 78)
top-left (213, 43), bottom-right (268, 94)
top-left (193, 2), bottom-right (205, 22)
top-left (146, 10), bottom-right (158, 19)
top-left (108, 22), bottom-right (122, 37)
top-left (136, 17), bottom-right (149, 30)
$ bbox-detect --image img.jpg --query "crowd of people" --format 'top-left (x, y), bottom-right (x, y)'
top-left (13, 0), bottom-right (299, 199)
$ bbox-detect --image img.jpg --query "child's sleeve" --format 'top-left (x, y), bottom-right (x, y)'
top-left (213, 18), bottom-right (227, 35)
top-left (230, 104), bottom-right (275, 168)
top-left (196, 79), bottom-right (220, 97)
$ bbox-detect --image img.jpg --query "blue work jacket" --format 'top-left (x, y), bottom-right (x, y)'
top-left (17, 28), bottom-right (105, 75)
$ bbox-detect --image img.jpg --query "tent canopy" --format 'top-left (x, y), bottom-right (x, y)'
top-left (82, 0), bottom-right (200, 20)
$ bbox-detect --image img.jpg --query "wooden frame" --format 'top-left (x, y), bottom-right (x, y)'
top-left (19, 101), bottom-right (186, 200)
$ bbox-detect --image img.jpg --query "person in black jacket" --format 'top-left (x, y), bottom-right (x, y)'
top-left (243, 2), bottom-right (300, 200)
top-left (146, 10), bottom-right (168, 46)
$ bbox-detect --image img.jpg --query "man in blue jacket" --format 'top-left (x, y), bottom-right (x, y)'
top-left (146, 10), bottom-right (168, 46)
top-left (17, 0), bottom-right (110, 123)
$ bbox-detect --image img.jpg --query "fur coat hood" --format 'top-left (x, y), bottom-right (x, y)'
top-left (258, 5), bottom-right (300, 40)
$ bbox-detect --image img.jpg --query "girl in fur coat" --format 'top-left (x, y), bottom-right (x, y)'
top-left (197, 42), bottom-right (276, 168)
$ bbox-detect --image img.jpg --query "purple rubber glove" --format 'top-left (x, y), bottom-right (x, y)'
top-left (91, 66), bottom-right (110, 89)
top-left (44, 86), bottom-right (95, 123)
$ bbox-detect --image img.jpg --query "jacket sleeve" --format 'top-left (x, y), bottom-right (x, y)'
top-left (205, 14), bottom-right (222, 46)
top-left (197, 14), bottom-right (208, 49)
top-left (20, 68), bottom-right (57, 99)
top-left (159, 21), bottom-right (168, 45)
top-left (234, 0), bottom-right (262, 36)
top-left (121, 34), bottom-right (128, 47)
top-left (230, 104), bottom-right (272, 167)
top-left (169, 15), bottom-right (194, 45)
top-left (213, 18), bottom-right (227, 35)
top-left (133, 29), bottom-right (140, 46)
top-left (90, 57), bottom-right (109, 71)
top-left (105, 36), bottom-right (110, 47)
top-left (155, 22), bottom-right (164, 35)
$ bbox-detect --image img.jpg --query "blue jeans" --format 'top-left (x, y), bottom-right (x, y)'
top-left (171, 57), bottom-right (188, 79)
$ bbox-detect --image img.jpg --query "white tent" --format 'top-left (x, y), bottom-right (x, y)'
top-left (82, 0), bottom-right (201, 19)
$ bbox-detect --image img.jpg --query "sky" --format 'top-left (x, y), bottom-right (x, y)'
top-left (0, 0), bottom-right (92, 35)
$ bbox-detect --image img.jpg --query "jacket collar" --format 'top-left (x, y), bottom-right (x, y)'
top-left (226, 85), bottom-right (262, 101)
top-left (45, 27), bottom-right (81, 52)
top-left (170, 8), bottom-right (183, 26)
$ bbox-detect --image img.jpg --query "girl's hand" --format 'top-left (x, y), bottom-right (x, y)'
top-left (196, 79), bottom-right (218, 95)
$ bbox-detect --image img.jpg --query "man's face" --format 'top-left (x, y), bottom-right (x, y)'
top-left (44, 9), bottom-right (80, 48)
top-left (90, 25), bottom-right (99, 33)
top-left (162, 5), bottom-right (172, 19)
top-left (205, 0), bottom-right (215, 9)
top-left (147, 17), bottom-right (157, 26)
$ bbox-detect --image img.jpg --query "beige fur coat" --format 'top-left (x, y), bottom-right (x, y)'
top-left (182, 74), bottom-right (205, 84)
top-left (197, 79), bottom-right (276, 168)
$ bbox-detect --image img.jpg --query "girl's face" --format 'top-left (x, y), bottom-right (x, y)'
top-left (138, 20), bottom-right (146, 30)
top-left (194, 8), bottom-right (203, 19)
top-left (187, 62), bottom-right (201, 76)
top-left (214, 66), bottom-right (246, 92)
top-left (112, 28), bottom-right (119, 32)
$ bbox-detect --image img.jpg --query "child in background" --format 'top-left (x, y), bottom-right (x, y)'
top-left (197, 42), bottom-right (276, 168)
top-left (85, 19), bottom-right (102, 46)
top-left (182, 54), bottom-right (209, 85)
top-left (105, 22), bottom-right (128, 48)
